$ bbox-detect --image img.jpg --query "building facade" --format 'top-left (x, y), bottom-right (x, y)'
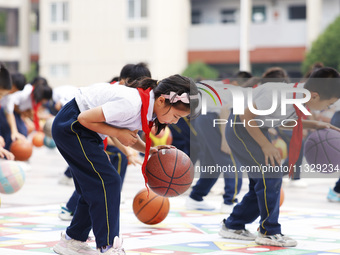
top-left (189, 0), bottom-right (340, 76)
top-left (39, 0), bottom-right (190, 86)
top-left (0, 0), bottom-right (30, 73)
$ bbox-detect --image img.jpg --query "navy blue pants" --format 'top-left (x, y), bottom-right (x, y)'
top-left (52, 99), bottom-right (121, 248)
top-left (224, 113), bottom-right (282, 235)
top-left (190, 113), bottom-right (242, 205)
top-left (276, 128), bottom-right (304, 180)
top-left (330, 111), bottom-right (340, 193)
top-left (66, 145), bottom-right (128, 213)
top-left (0, 108), bottom-right (28, 150)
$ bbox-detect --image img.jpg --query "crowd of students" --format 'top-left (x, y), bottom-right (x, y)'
top-left (0, 61), bottom-right (339, 253)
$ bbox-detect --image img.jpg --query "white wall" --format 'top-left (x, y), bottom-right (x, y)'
top-left (40, 0), bottom-right (189, 87)
top-left (0, 0), bottom-right (30, 72)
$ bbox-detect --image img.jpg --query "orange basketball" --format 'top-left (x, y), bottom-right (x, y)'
top-left (146, 148), bottom-right (194, 197)
top-left (280, 188), bottom-right (284, 207)
top-left (10, 140), bottom-right (33, 161)
top-left (133, 188), bottom-right (169, 225)
top-left (32, 132), bottom-right (45, 147)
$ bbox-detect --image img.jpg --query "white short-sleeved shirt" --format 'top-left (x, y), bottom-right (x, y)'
top-left (75, 83), bottom-right (155, 139)
top-left (250, 82), bottom-right (305, 128)
top-left (1, 84), bottom-right (33, 113)
top-left (53, 85), bottom-right (79, 107)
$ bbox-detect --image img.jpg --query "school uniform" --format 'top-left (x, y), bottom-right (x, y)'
top-left (189, 82), bottom-right (242, 205)
top-left (330, 100), bottom-right (340, 193)
top-left (52, 83), bottom-right (154, 247)
top-left (223, 82), bottom-right (305, 235)
top-left (0, 85), bottom-right (32, 149)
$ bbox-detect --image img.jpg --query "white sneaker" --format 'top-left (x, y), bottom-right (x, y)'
top-left (255, 232), bottom-right (297, 247)
top-left (99, 236), bottom-right (125, 254)
top-left (59, 175), bottom-right (74, 186)
top-left (289, 179), bottom-right (308, 188)
top-left (53, 233), bottom-right (97, 255)
top-left (220, 203), bottom-right (236, 214)
top-left (58, 205), bottom-right (73, 221)
top-left (219, 222), bottom-right (256, 240)
top-left (185, 197), bottom-right (215, 211)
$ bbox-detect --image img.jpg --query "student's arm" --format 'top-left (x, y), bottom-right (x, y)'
top-left (108, 137), bottom-right (142, 166)
top-left (78, 106), bottom-right (138, 146)
top-left (5, 112), bottom-right (26, 142)
top-left (240, 107), bottom-right (281, 166)
top-left (302, 119), bottom-right (340, 132)
top-left (0, 147), bottom-right (14, 160)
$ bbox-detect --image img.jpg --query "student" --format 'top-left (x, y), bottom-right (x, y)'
top-left (3, 77), bottom-right (52, 137)
top-left (0, 72), bottom-right (28, 149)
top-left (52, 74), bottom-right (199, 254)
top-left (186, 80), bottom-right (246, 213)
top-left (219, 67), bottom-right (340, 247)
top-left (327, 100), bottom-right (340, 202)
top-left (0, 63), bottom-right (15, 160)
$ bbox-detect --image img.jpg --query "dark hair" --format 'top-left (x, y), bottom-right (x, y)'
top-left (304, 62), bottom-right (324, 79)
top-left (109, 76), bottom-right (119, 83)
top-left (0, 63), bottom-right (12, 90)
top-left (11, 72), bottom-right (26, 91)
top-left (32, 77), bottom-right (53, 103)
top-left (241, 67), bottom-right (290, 87)
top-left (232, 71), bottom-right (253, 85)
top-left (128, 74), bottom-right (199, 134)
top-left (120, 62), bottom-right (151, 83)
top-left (304, 67), bottom-right (340, 99)
top-left (31, 76), bottom-right (48, 87)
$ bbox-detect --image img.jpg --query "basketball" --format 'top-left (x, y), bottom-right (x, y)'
top-left (0, 160), bottom-right (25, 194)
top-left (273, 138), bottom-right (287, 160)
top-left (44, 136), bottom-right (56, 149)
top-left (133, 188), bottom-right (170, 225)
top-left (304, 129), bottom-right (340, 173)
top-left (32, 132), bottom-right (45, 147)
top-left (141, 126), bottom-right (173, 146)
top-left (43, 117), bottom-right (54, 138)
top-left (280, 188), bottom-right (284, 207)
top-left (10, 140), bottom-right (33, 161)
top-left (146, 148), bottom-right (194, 197)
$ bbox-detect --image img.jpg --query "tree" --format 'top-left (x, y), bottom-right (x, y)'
top-left (303, 16), bottom-right (340, 74)
top-left (182, 61), bottom-right (219, 81)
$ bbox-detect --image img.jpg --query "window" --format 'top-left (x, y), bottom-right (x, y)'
top-left (51, 2), bottom-right (69, 23)
top-left (252, 6), bottom-right (266, 23)
top-left (288, 5), bottom-right (306, 20)
top-left (127, 27), bottom-right (148, 40)
top-left (191, 10), bottom-right (201, 24)
top-left (221, 9), bottom-right (236, 23)
top-left (128, 0), bottom-right (147, 19)
top-left (50, 64), bottom-right (69, 77)
top-left (0, 8), bottom-right (19, 46)
top-left (51, 31), bottom-right (69, 42)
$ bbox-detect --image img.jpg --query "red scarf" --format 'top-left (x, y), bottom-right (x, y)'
top-left (137, 88), bottom-right (154, 189)
top-left (288, 83), bottom-right (304, 177)
top-left (31, 88), bottom-right (42, 131)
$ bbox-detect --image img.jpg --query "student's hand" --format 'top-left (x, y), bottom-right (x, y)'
top-left (0, 147), bottom-right (14, 160)
top-left (116, 129), bottom-right (138, 146)
top-left (11, 132), bottom-right (27, 142)
top-left (0, 136), bottom-right (5, 147)
top-left (127, 154), bottom-right (142, 166)
top-left (314, 121), bottom-right (331, 130)
top-left (150, 145), bottom-right (175, 154)
top-left (261, 143), bottom-right (281, 167)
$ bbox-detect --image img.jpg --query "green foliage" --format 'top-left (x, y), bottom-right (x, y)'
top-left (303, 15), bottom-right (340, 74)
top-left (182, 62), bottom-right (219, 80)
top-left (0, 11), bottom-right (6, 32)
top-left (25, 62), bottom-right (38, 83)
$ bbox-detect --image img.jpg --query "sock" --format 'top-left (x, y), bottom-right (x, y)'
top-left (101, 245), bottom-right (112, 253)
top-left (65, 233), bottom-right (72, 240)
